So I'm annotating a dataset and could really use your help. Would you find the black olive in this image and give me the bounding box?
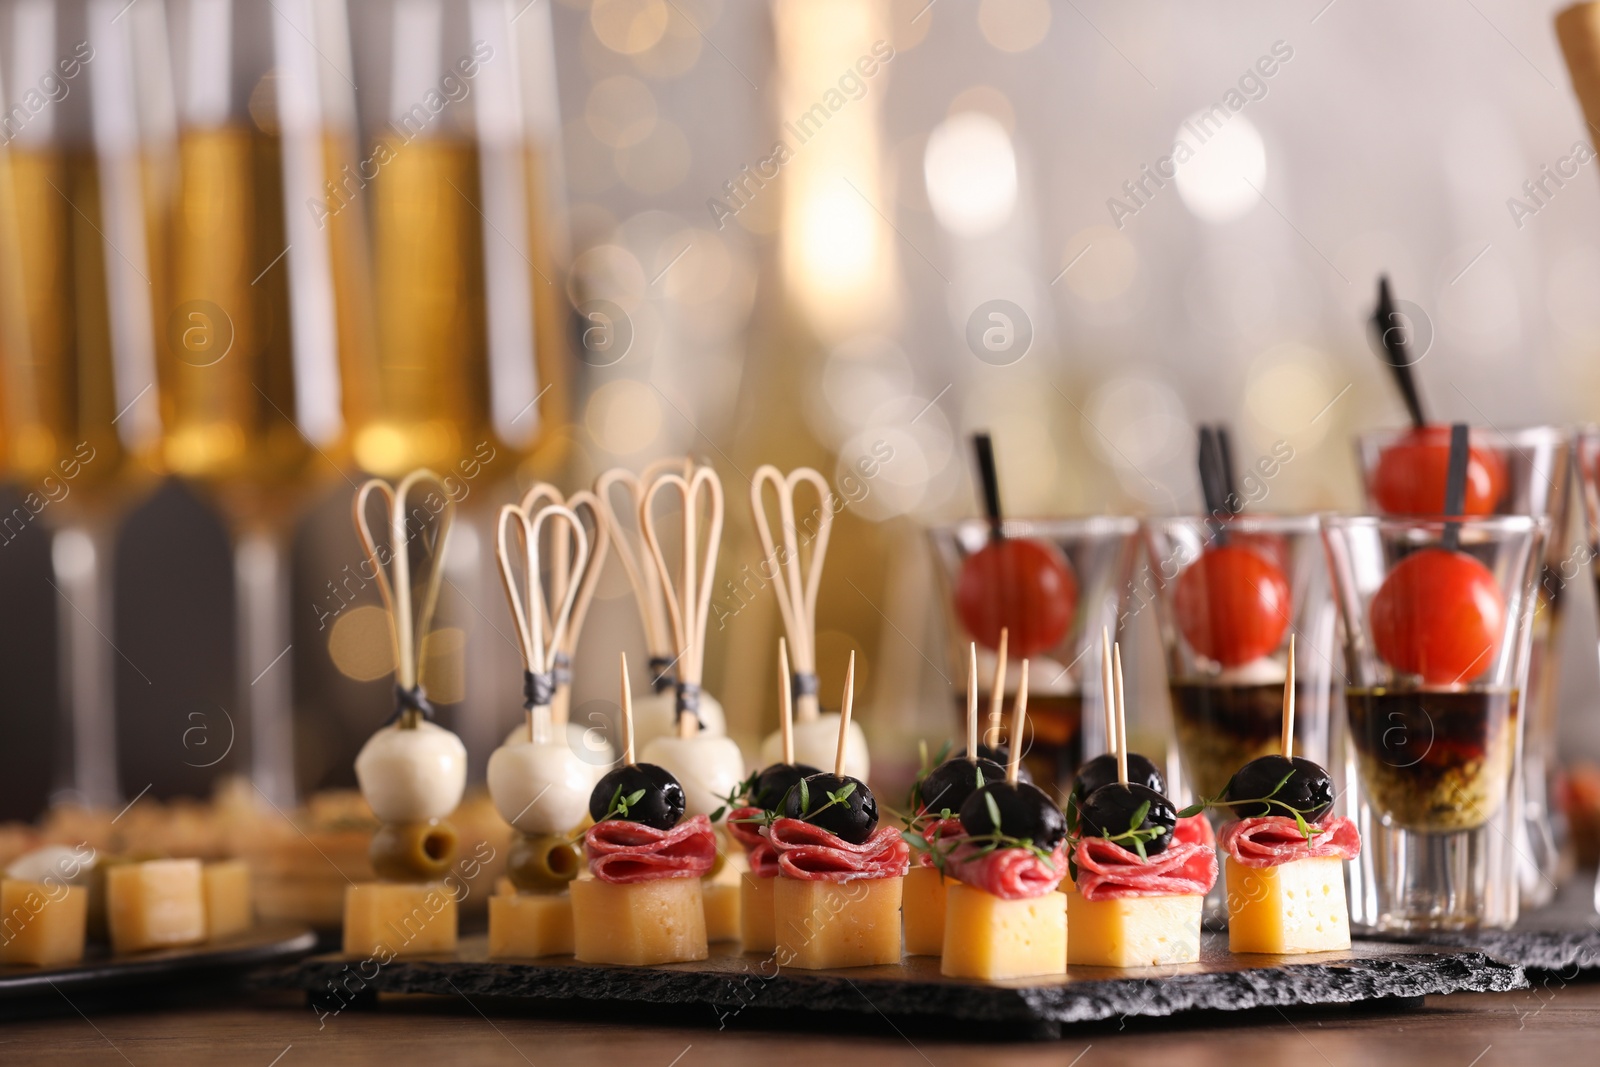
[957,781,1067,850]
[917,757,1006,815]
[589,763,686,831]
[780,772,878,844]
[749,762,822,812]
[1222,755,1334,822]
[953,745,1034,783]
[1078,782,1178,857]
[1070,752,1166,804]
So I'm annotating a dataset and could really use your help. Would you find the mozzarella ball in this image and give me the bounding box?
[631,688,727,753]
[486,740,594,834]
[760,714,871,782]
[503,720,617,786]
[355,721,467,823]
[640,734,747,819]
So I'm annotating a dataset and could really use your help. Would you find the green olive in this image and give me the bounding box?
[507,832,582,892]
[370,819,458,882]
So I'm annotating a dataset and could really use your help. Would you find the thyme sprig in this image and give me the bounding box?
[709,770,760,823]
[600,783,647,822]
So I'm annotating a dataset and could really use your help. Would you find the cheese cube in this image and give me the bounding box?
[940,884,1066,980]
[570,877,707,965]
[773,876,902,970]
[488,892,573,958]
[0,881,88,966]
[739,873,776,952]
[1225,856,1350,955]
[342,882,459,958]
[1064,888,1201,968]
[902,866,949,957]
[107,859,206,955]
[703,880,740,942]
[494,876,516,897]
[202,860,253,941]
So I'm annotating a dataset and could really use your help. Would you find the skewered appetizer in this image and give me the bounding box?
[751,466,870,780]
[1218,639,1360,954]
[597,462,728,751]
[1066,640,1217,968]
[570,656,717,965]
[769,654,909,969]
[345,473,467,958]
[485,503,596,959]
[938,661,1069,980]
[726,638,820,952]
[901,643,1017,956]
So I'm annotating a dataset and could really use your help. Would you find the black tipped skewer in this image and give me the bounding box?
[1442,422,1469,553]
[972,432,1004,543]
[1372,275,1428,430]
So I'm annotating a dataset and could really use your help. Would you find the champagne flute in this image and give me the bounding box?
[0,0,162,808]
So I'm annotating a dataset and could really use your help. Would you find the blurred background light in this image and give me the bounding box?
[924,111,1018,237]
[1174,112,1266,223]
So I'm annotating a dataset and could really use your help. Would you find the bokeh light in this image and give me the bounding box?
[1173,113,1266,223]
[924,111,1018,237]
[977,0,1051,53]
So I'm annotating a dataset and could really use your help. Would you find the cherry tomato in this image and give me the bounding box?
[1370,547,1506,685]
[1371,426,1505,516]
[1174,544,1291,668]
[955,538,1077,657]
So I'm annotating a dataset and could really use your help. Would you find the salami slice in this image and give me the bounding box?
[765,818,910,882]
[1174,812,1215,849]
[726,806,780,878]
[1219,815,1360,868]
[947,842,1067,900]
[1073,836,1217,902]
[584,813,717,884]
[909,815,965,869]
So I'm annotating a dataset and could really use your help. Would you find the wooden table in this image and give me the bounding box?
[3,981,1597,1066]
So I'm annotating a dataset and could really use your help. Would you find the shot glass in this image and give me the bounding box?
[1571,426,1600,915]
[1141,515,1338,806]
[927,517,1139,796]
[1355,426,1572,906]
[1322,515,1546,932]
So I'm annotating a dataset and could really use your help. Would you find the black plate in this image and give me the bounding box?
[1414,873,1600,973]
[0,922,317,1000]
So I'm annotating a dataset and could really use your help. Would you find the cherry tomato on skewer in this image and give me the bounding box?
[1370,547,1505,685]
[955,537,1077,657]
[1371,426,1505,516]
[1174,543,1291,668]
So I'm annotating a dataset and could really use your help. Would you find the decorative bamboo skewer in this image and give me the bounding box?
[620,651,635,766]
[1113,642,1129,786]
[642,465,725,739]
[985,627,1009,750]
[1007,660,1029,785]
[596,464,683,693]
[495,503,589,745]
[835,652,856,777]
[967,642,980,763]
[749,465,835,724]
[1281,634,1296,761]
[549,490,611,729]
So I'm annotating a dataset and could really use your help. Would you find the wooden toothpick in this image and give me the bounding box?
[778,637,795,766]
[1114,642,1128,785]
[1281,633,1296,761]
[835,651,856,777]
[986,627,1008,749]
[1007,660,1029,785]
[1101,626,1117,757]
[966,642,979,763]
[620,651,635,765]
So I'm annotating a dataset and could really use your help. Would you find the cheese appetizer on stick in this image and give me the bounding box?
[1218,636,1359,954]
[346,472,467,958]
[570,654,717,965]
[769,654,909,969]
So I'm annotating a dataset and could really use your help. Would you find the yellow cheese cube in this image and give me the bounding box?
[570,877,707,965]
[1065,888,1201,968]
[342,882,459,958]
[940,884,1066,980]
[773,876,902,970]
[0,881,88,966]
[494,876,516,897]
[739,873,776,953]
[202,860,253,941]
[488,892,573,958]
[703,880,740,942]
[1225,856,1350,955]
[107,859,206,955]
[902,866,949,957]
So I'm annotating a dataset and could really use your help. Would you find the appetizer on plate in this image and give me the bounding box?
[570,656,717,966]
[1218,639,1360,954]
[939,661,1069,980]
[1066,640,1217,968]
[345,473,467,959]
[769,654,909,969]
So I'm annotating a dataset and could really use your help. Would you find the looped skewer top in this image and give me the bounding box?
[641,465,724,738]
[354,471,457,729]
[518,485,611,728]
[496,502,589,745]
[749,465,834,724]
[596,461,688,685]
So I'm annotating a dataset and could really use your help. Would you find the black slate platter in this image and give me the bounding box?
[0,922,317,1000]
[259,935,1523,1038]
[1414,873,1600,973]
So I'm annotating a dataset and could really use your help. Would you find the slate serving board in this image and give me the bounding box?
[0,922,317,1000]
[259,935,1524,1038]
[1414,873,1600,972]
